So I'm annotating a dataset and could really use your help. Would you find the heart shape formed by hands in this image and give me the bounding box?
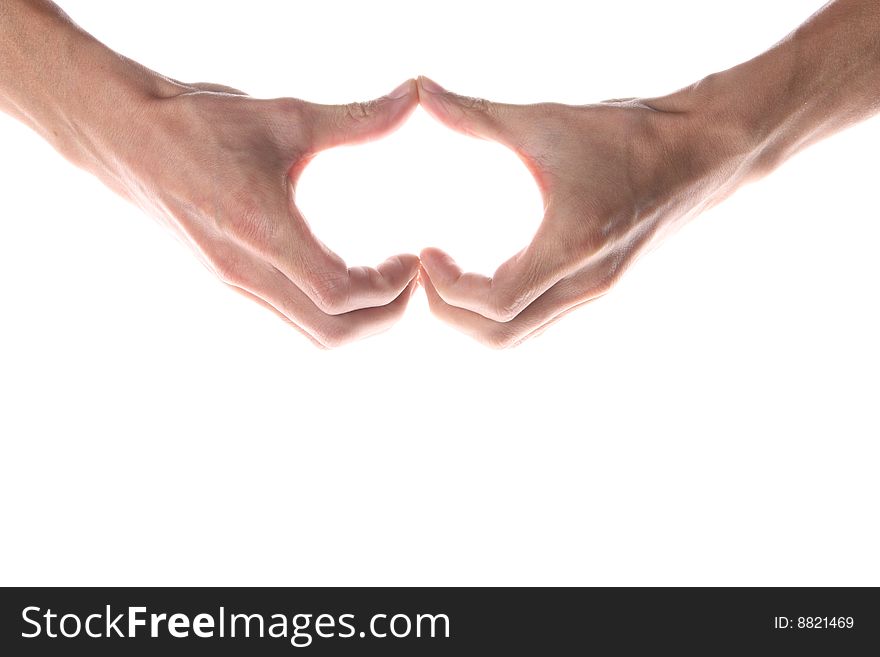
[3,0,867,351]
[137,76,743,348]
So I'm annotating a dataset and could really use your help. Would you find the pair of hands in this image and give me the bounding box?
[116,76,746,348]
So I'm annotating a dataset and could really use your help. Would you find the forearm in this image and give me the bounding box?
[710,0,880,176]
[0,1,175,169]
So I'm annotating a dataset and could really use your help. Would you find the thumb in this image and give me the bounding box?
[417,76,521,147]
[305,79,418,151]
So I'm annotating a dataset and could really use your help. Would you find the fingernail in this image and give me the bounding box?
[418,76,445,94]
[387,79,413,99]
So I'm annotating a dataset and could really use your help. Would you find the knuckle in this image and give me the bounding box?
[210,251,246,287]
[483,326,520,350]
[593,250,630,296]
[445,95,495,134]
[490,291,526,323]
[463,95,491,114]
[315,321,354,349]
[309,271,350,314]
[269,97,308,140]
[274,96,306,118]
[591,273,620,300]
[344,100,376,124]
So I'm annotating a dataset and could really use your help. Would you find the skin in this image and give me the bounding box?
[417,0,880,347]
[0,1,420,349]
[2,1,879,348]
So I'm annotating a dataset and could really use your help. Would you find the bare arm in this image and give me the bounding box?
[0,1,420,348]
[417,0,880,347]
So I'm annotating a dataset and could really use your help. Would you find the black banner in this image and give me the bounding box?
[1,587,876,655]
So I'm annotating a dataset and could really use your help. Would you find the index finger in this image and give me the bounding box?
[253,205,420,316]
[229,200,419,315]
[419,223,579,322]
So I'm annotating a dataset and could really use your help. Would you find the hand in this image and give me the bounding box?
[416,76,755,348]
[94,78,421,348]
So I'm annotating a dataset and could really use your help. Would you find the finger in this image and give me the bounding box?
[416,76,522,147]
[227,286,327,349]
[421,264,608,349]
[265,209,421,314]
[261,271,419,349]
[510,296,602,348]
[304,79,419,151]
[227,196,422,316]
[419,228,579,323]
[417,76,569,191]
[221,250,419,348]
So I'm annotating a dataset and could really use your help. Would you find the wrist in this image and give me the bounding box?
[648,49,824,194]
[691,66,791,182]
[701,40,814,181]
[0,3,180,171]
[44,34,180,171]
[685,0,880,182]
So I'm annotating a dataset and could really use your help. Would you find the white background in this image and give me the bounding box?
[1,0,877,586]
